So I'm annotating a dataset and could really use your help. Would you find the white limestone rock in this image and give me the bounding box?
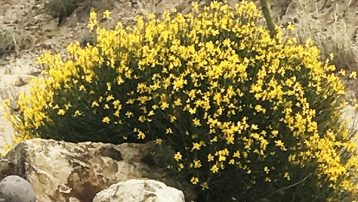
[93,179,185,202]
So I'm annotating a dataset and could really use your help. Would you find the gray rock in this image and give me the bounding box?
[0,175,36,202]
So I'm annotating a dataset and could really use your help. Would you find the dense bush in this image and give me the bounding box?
[5,1,358,201]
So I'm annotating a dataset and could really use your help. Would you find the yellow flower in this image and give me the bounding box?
[188,107,196,114]
[106,95,114,101]
[190,176,199,185]
[233,151,240,158]
[217,149,229,162]
[102,10,111,19]
[114,110,120,117]
[178,163,184,171]
[287,23,295,31]
[193,118,201,126]
[57,109,65,115]
[349,71,357,79]
[207,153,214,162]
[79,85,85,91]
[74,110,81,117]
[254,105,266,113]
[210,136,218,143]
[105,83,111,91]
[174,98,182,106]
[2,99,9,108]
[174,152,182,161]
[271,130,279,137]
[125,111,134,118]
[275,140,287,151]
[65,103,72,110]
[225,134,234,144]
[166,128,173,134]
[193,159,202,168]
[91,101,99,108]
[155,138,163,145]
[169,115,177,122]
[264,166,270,174]
[201,182,209,190]
[87,10,98,31]
[173,77,186,90]
[251,124,259,130]
[338,69,345,76]
[160,101,169,110]
[113,100,121,108]
[192,2,199,11]
[211,164,219,173]
[102,116,110,124]
[329,53,334,60]
[137,130,145,139]
[192,142,202,150]
[284,172,291,181]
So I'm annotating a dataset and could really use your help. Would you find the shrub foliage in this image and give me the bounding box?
[6,1,358,201]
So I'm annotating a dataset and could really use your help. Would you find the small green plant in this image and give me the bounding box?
[5,1,358,201]
[45,0,80,25]
[0,30,16,57]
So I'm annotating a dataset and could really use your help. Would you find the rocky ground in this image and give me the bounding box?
[1,138,191,201]
[0,0,358,153]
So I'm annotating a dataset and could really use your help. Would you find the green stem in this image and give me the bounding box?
[259,0,277,37]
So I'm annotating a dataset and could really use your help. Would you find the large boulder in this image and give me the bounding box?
[93,179,185,202]
[1,139,193,202]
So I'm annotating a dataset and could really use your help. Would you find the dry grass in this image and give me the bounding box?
[280,0,358,71]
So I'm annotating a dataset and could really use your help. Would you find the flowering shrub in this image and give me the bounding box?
[5,1,358,201]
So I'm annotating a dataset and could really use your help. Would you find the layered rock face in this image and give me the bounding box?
[1,139,191,202]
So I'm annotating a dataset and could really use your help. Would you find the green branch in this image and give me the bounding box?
[259,0,277,37]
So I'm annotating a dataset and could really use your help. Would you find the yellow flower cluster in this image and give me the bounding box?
[4,1,357,200]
